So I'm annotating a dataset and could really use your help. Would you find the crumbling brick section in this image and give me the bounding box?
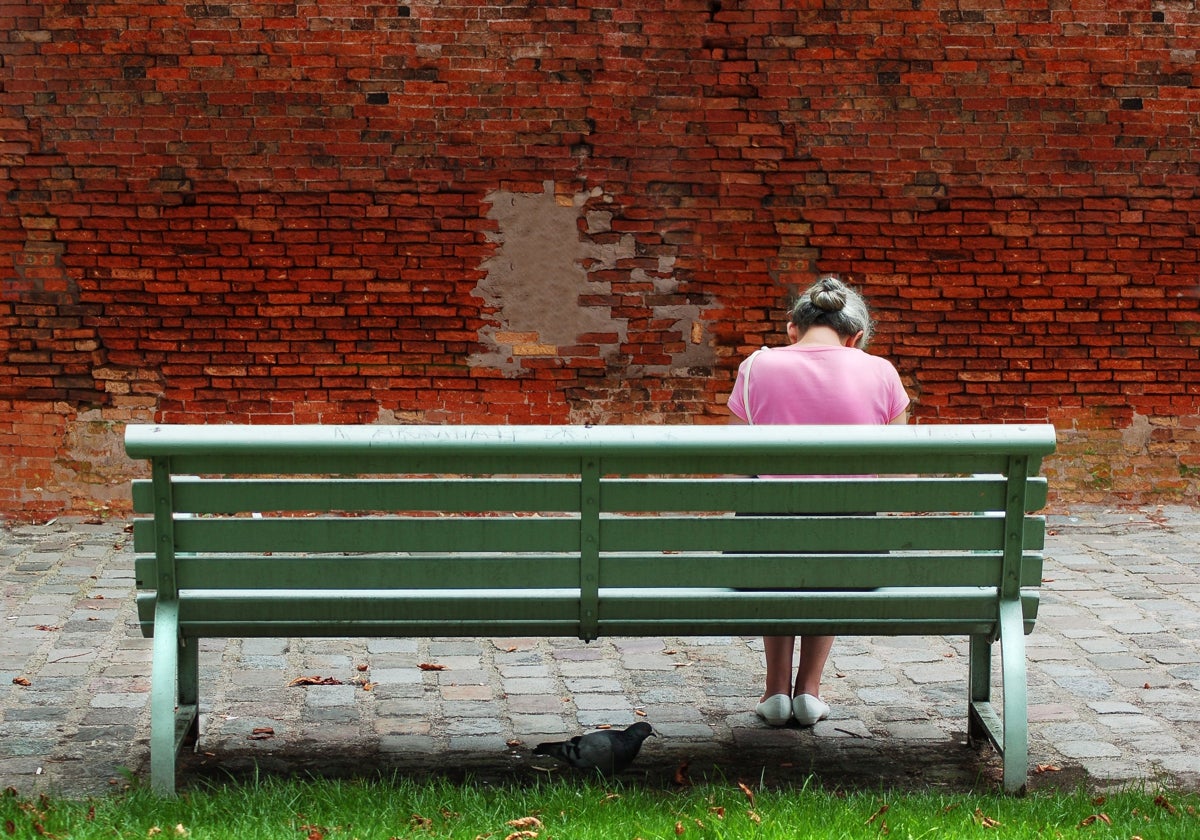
[1,0,1198,518]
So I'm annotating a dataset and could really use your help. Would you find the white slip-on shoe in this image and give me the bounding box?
[755,693,793,727]
[792,694,830,726]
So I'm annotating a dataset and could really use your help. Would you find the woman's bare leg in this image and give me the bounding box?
[762,635,796,700]
[794,634,835,697]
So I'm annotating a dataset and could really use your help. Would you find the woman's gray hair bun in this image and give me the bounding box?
[789,275,874,348]
[810,277,848,313]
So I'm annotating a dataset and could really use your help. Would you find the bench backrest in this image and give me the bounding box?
[128,423,1056,641]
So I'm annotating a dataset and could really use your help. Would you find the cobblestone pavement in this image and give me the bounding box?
[2,506,1198,798]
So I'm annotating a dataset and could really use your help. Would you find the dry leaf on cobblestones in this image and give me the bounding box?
[12,677,31,687]
[248,728,274,740]
[418,663,446,671]
[1034,764,1061,773]
[34,625,59,632]
[287,676,343,686]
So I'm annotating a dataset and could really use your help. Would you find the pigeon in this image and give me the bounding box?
[532,722,656,774]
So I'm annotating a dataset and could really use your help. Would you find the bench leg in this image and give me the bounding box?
[150,601,198,796]
[967,602,1029,794]
[997,598,1029,794]
[967,632,993,747]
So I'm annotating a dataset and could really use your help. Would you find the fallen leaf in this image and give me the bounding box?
[356,664,368,672]
[673,760,691,787]
[418,663,446,671]
[410,814,433,829]
[504,833,537,840]
[664,649,677,655]
[1079,814,1112,827]
[1034,764,1061,773]
[13,677,31,687]
[737,781,755,807]
[34,625,60,632]
[674,822,684,836]
[1154,795,1178,815]
[596,724,612,729]
[708,807,725,819]
[747,811,761,824]
[148,829,162,838]
[174,825,188,837]
[288,676,343,686]
[507,817,542,829]
[865,804,889,824]
[635,709,647,716]
[973,808,1001,828]
[248,727,274,741]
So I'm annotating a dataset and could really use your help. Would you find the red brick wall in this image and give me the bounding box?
[2,1,1198,518]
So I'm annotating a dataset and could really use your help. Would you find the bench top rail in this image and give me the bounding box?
[125,423,1056,477]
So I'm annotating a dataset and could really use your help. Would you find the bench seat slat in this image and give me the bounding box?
[600,514,1045,553]
[138,554,584,590]
[134,476,1049,517]
[602,477,1048,514]
[137,587,1037,638]
[600,552,1045,589]
[135,516,583,554]
[136,551,1044,591]
[133,477,583,515]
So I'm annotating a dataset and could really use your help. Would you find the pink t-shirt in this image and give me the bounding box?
[727,344,908,425]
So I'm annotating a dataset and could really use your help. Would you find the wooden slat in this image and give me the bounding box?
[600,476,1047,514]
[152,477,582,514]
[599,551,1045,589]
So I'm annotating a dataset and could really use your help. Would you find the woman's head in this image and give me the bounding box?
[789,275,874,348]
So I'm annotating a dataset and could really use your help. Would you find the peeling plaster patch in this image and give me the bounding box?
[470,181,715,374]
[1121,412,1152,452]
[470,182,625,372]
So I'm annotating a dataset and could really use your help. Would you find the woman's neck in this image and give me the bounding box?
[795,325,848,346]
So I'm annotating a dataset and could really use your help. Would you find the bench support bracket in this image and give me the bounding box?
[967,598,1028,794]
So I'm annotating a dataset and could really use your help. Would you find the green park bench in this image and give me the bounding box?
[125,422,1056,795]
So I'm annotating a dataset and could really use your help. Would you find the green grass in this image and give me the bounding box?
[3,776,1198,840]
